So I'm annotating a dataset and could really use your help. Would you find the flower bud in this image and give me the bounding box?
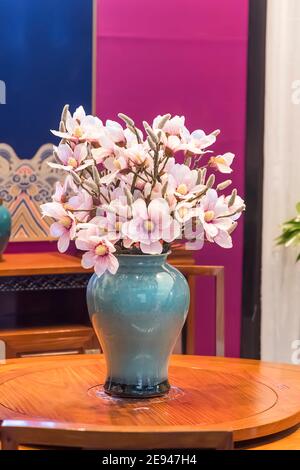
[118,113,135,127]
[206,174,215,189]
[217,179,232,191]
[60,104,69,124]
[228,188,237,207]
[158,114,171,129]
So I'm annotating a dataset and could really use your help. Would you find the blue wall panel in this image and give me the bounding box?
[0,0,93,158]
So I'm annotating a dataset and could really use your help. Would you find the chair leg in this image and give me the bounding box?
[186,275,196,354]
[1,433,18,450]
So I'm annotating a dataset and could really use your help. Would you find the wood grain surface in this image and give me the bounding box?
[0,248,196,277]
[0,354,300,443]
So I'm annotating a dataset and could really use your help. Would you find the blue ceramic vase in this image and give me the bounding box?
[87,253,190,398]
[0,199,11,260]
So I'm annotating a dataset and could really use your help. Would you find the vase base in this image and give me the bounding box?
[103,379,170,398]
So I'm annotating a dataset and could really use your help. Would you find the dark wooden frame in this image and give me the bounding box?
[241,0,267,359]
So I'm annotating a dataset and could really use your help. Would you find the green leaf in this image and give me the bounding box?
[296,202,300,214]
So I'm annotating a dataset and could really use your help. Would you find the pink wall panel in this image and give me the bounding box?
[95,0,249,356]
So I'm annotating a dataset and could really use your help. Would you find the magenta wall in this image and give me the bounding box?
[96,0,249,356]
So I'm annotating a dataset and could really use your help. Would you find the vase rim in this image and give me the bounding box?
[115,251,171,259]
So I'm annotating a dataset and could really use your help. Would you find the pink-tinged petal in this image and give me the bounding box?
[82,251,97,269]
[50,130,72,139]
[224,152,235,165]
[204,222,218,238]
[50,222,65,238]
[94,256,109,277]
[92,147,112,163]
[58,232,70,253]
[76,239,95,251]
[73,143,87,163]
[48,162,72,171]
[148,198,170,224]
[41,202,67,219]
[162,220,181,242]
[140,241,163,254]
[214,230,233,248]
[52,182,64,202]
[132,199,148,220]
[206,189,218,206]
[216,164,232,174]
[122,219,142,241]
[107,254,119,274]
[66,115,77,134]
[73,105,86,121]
[57,144,72,164]
[191,129,205,140]
[76,160,94,172]
[213,217,233,231]
[214,199,228,217]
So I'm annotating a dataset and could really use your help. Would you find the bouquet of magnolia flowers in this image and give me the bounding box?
[41,106,245,277]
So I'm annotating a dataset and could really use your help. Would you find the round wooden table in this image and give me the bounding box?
[0,354,300,449]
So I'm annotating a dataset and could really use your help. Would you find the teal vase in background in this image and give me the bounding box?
[87,254,190,398]
[0,199,11,260]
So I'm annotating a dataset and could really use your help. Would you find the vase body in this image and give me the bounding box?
[0,201,11,259]
[87,254,190,398]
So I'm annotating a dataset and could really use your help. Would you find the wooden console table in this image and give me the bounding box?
[1,354,300,449]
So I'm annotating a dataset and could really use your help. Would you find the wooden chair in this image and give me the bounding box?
[0,420,233,450]
[0,325,99,359]
[176,266,224,356]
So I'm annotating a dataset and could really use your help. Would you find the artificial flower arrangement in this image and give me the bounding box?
[41,106,245,276]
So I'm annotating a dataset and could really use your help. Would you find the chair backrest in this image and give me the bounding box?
[1,420,233,450]
[175,265,224,356]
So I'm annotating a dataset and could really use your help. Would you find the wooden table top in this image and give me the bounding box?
[0,248,196,277]
[0,252,86,276]
[1,354,300,448]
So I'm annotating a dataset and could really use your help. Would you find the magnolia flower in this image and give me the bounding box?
[180,129,218,154]
[122,198,180,254]
[51,106,103,141]
[168,163,202,198]
[153,115,186,136]
[125,144,153,169]
[210,152,234,174]
[104,151,129,172]
[198,189,234,248]
[174,201,196,223]
[41,202,76,252]
[76,232,119,277]
[163,135,182,155]
[49,143,93,172]
[63,188,93,222]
